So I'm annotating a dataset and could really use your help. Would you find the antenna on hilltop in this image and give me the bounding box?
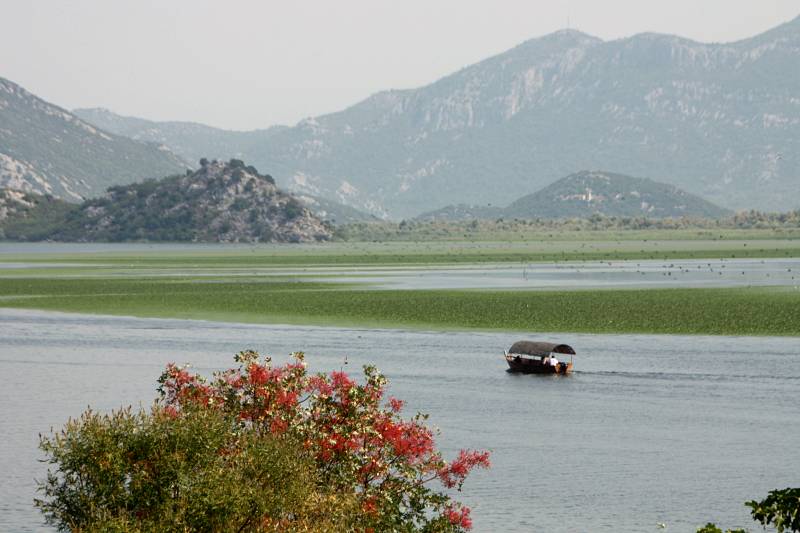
[566,1,571,30]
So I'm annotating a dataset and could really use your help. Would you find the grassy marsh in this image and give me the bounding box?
[2,238,797,335]
[2,237,799,272]
[1,277,798,336]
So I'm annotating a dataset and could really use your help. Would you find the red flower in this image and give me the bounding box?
[362,496,379,515]
[276,389,298,408]
[248,363,269,386]
[388,397,404,413]
[444,504,473,530]
[307,375,334,397]
[375,417,435,462]
[331,370,354,393]
[269,417,288,434]
[438,450,491,489]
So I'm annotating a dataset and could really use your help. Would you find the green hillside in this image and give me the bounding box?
[418,171,730,220]
[505,171,731,218]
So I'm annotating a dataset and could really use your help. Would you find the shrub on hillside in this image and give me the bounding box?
[283,198,303,219]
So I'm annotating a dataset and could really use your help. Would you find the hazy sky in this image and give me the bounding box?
[2,0,798,130]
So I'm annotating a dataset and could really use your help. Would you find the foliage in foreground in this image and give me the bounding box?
[745,489,800,532]
[698,487,800,533]
[36,351,490,532]
[37,407,356,532]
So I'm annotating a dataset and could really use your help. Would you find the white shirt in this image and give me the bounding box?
[549,357,559,366]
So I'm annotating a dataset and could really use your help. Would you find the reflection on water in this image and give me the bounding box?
[1,309,798,532]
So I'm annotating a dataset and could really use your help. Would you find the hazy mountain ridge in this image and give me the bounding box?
[0,77,188,201]
[271,19,800,218]
[258,17,800,216]
[73,107,287,166]
[417,170,730,220]
[294,194,378,224]
[0,160,332,242]
[76,17,800,217]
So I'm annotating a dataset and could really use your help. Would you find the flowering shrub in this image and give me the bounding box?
[37,351,490,532]
[158,350,490,531]
[36,406,359,532]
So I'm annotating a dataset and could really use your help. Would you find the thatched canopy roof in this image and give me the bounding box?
[508,341,576,356]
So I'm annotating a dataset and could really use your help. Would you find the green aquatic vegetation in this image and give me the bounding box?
[2,241,797,335]
[2,238,799,271]
[0,277,797,336]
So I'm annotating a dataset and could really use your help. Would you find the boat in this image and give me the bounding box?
[504,341,575,374]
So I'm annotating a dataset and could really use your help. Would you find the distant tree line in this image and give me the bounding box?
[334,210,800,241]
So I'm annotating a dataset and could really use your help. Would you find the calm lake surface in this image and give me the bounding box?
[1,309,797,532]
[304,258,800,290]
[2,243,799,292]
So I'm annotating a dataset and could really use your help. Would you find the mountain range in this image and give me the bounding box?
[4,16,799,219]
[73,16,800,218]
[417,170,730,220]
[0,77,187,201]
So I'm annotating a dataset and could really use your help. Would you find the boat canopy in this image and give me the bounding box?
[508,341,576,356]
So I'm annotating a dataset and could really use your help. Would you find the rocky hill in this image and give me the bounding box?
[418,171,730,220]
[2,160,332,242]
[0,77,188,201]
[70,108,378,224]
[76,16,800,218]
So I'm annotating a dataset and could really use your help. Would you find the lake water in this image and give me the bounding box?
[1,309,797,532]
[2,257,799,292]
[302,258,800,290]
